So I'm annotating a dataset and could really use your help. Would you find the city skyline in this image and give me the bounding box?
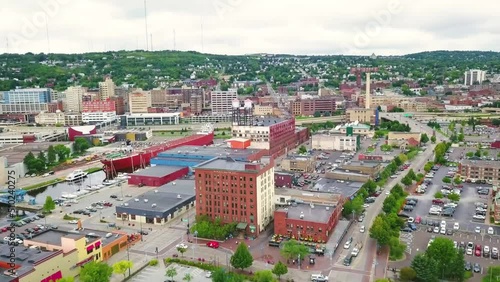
[1,0,499,55]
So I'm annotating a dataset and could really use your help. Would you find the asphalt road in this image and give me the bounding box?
[329,113,448,280]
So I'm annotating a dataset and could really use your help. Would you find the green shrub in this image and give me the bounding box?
[63,214,78,220]
[149,259,158,266]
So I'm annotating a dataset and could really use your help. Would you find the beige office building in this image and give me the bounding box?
[254,105,273,116]
[129,89,151,114]
[98,77,116,100]
[65,86,85,113]
[211,89,237,115]
[346,108,377,125]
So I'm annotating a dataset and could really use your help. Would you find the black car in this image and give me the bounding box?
[73,210,84,214]
[398,213,410,218]
[447,229,453,235]
[403,205,414,212]
[492,251,498,259]
[82,211,91,216]
[478,189,489,195]
[464,262,472,271]
[110,195,118,199]
[473,263,481,273]
[36,214,45,218]
[401,227,413,233]
[139,230,148,235]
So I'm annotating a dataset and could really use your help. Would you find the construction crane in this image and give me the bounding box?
[350,66,379,88]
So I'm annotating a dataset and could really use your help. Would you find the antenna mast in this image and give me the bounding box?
[173,29,176,50]
[144,0,149,51]
[201,17,204,53]
[45,14,51,53]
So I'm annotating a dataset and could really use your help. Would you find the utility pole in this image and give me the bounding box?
[126,242,131,276]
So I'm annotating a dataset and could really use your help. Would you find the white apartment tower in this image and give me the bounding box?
[98,77,116,100]
[464,70,486,86]
[129,89,152,114]
[65,86,85,113]
[211,89,238,115]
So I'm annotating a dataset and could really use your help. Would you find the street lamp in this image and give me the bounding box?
[126,241,131,277]
[140,214,144,241]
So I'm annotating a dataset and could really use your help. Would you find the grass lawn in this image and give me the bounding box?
[22,178,64,191]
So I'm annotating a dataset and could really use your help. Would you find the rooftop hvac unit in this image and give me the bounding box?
[326,207,330,210]
[154,190,158,193]
[172,182,176,185]
[152,204,157,208]
[144,199,148,203]
[177,195,181,199]
[299,211,304,219]
[135,199,139,202]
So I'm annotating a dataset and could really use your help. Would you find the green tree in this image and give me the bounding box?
[411,254,439,282]
[37,151,47,165]
[424,162,434,172]
[47,145,57,164]
[393,156,402,166]
[23,151,35,166]
[465,151,474,158]
[177,246,187,257]
[434,191,443,199]
[369,215,392,246]
[79,261,113,282]
[183,273,193,282]
[230,242,253,270]
[280,240,309,261]
[484,266,500,282]
[43,196,56,213]
[399,267,416,281]
[54,144,71,161]
[166,267,178,281]
[112,260,133,278]
[313,111,321,117]
[57,278,75,282]
[442,177,451,183]
[253,270,275,282]
[271,261,288,280]
[74,137,91,154]
[420,133,429,144]
[382,194,397,214]
[298,145,307,154]
[426,237,463,280]
[389,237,406,260]
[401,176,413,186]
[407,169,416,180]
[474,149,481,158]
[447,193,460,202]
[398,153,408,164]
[430,135,436,143]
[453,177,462,185]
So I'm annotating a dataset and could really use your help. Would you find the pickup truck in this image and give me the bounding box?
[351,242,363,257]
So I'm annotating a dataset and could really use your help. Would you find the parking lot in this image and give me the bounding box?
[131,263,211,282]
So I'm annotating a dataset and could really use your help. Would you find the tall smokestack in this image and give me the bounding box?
[365,73,371,109]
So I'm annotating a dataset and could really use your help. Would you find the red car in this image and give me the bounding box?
[104,202,113,207]
[432,199,444,205]
[1,227,8,233]
[475,245,482,257]
[206,241,219,249]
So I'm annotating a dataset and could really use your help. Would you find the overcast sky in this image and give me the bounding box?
[1,0,499,56]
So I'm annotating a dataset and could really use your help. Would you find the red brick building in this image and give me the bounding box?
[109,96,125,115]
[194,157,275,236]
[290,97,338,116]
[274,197,344,242]
[82,100,116,113]
[274,172,293,188]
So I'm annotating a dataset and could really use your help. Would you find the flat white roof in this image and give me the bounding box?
[126,113,181,118]
[226,138,250,143]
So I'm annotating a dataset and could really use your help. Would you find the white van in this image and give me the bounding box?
[106,233,113,238]
[311,274,329,281]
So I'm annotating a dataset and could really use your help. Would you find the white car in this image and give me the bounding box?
[488,227,494,235]
[433,227,440,233]
[344,241,351,249]
[408,217,415,223]
[360,226,365,233]
[473,215,486,220]
[440,220,447,228]
[453,222,460,230]
[205,271,212,278]
[69,220,78,224]
[362,204,370,209]
[385,191,390,195]
[440,228,446,235]
[475,226,481,233]
[176,243,188,249]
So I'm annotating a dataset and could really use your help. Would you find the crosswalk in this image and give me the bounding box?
[131,229,184,254]
[129,266,165,282]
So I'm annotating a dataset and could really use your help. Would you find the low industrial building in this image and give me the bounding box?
[275,172,294,188]
[225,138,252,149]
[387,132,421,147]
[329,123,374,137]
[326,169,371,183]
[119,112,181,127]
[311,178,365,199]
[458,160,500,184]
[280,155,315,173]
[274,193,344,242]
[341,161,383,178]
[311,133,360,151]
[116,179,196,225]
[128,165,189,187]
[345,108,379,126]
[151,145,265,168]
[5,227,130,282]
